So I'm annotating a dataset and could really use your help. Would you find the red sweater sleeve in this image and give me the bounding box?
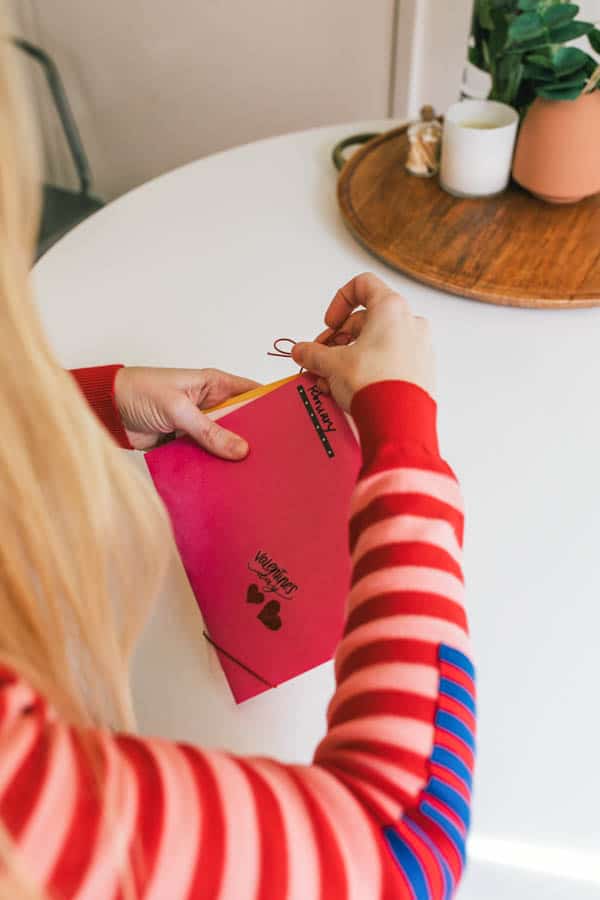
[69,365,132,449]
[0,380,474,899]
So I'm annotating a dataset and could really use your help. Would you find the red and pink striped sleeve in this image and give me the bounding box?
[0,380,474,899]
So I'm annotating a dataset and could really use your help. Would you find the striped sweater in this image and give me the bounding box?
[0,366,475,899]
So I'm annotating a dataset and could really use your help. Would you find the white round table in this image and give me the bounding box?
[34,120,600,899]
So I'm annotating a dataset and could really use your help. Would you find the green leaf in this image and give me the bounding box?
[478,0,495,30]
[517,0,538,9]
[509,11,547,43]
[589,28,600,54]
[543,3,579,28]
[537,82,585,99]
[547,72,590,87]
[526,52,554,68]
[515,77,538,113]
[548,20,594,43]
[523,62,557,80]
[483,39,492,70]
[552,46,592,75]
[468,45,485,68]
[491,53,525,104]
[506,35,552,52]
[488,10,510,57]
[505,59,525,103]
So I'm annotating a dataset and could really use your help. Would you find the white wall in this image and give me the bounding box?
[13,0,398,200]
[12,0,481,201]
[581,0,600,19]
[392,0,473,118]
[11,0,600,202]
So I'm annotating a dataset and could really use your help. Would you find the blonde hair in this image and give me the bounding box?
[0,12,170,732]
[0,11,171,892]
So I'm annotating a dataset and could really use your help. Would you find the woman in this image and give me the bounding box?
[0,18,474,900]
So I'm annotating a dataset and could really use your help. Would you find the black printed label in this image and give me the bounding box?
[297,385,335,458]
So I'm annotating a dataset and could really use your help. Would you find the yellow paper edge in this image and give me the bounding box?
[203,373,299,415]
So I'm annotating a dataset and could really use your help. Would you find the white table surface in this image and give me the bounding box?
[34,120,600,898]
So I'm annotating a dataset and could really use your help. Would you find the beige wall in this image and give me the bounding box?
[14,0,397,200]
[12,0,599,202]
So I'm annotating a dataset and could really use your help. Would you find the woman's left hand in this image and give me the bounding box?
[114,367,260,458]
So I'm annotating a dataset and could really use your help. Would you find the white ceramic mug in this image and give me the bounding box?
[440,99,519,198]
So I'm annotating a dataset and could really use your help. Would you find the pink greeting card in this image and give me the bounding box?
[145,374,361,702]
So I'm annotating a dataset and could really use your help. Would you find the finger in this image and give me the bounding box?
[324,272,396,330]
[332,333,353,346]
[171,397,248,460]
[313,316,363,345]
[336,309,366,340]
[314,326,335,344]
[199,369,261,407]
[291,341,338,377]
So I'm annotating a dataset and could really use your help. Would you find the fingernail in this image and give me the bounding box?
[333,332,351,345]
[232,437,248,458]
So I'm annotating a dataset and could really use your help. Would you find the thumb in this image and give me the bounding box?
[292,341,337,377]
[171,398,248,461]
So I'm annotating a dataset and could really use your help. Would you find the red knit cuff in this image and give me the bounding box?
[70,365,132,450]
[350,380,440,469]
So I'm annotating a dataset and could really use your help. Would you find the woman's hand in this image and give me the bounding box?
[292,272,435,411]
[114,367,260,458]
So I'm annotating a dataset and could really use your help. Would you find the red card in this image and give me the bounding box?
[146,374,360,702]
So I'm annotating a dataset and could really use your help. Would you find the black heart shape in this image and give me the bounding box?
[258,599,282,631]
[247,584,264,605]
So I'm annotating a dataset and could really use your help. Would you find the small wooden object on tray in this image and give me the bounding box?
[334,125,600,309]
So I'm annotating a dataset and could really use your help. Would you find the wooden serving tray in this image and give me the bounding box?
[335,126,600,309]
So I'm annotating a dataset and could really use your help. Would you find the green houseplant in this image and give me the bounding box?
[470,1,600,112]
[469,1,600,202]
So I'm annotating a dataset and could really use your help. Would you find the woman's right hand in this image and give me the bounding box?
[292,272,435,411]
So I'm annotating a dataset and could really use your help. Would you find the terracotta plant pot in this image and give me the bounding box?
[512,91,600,204]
